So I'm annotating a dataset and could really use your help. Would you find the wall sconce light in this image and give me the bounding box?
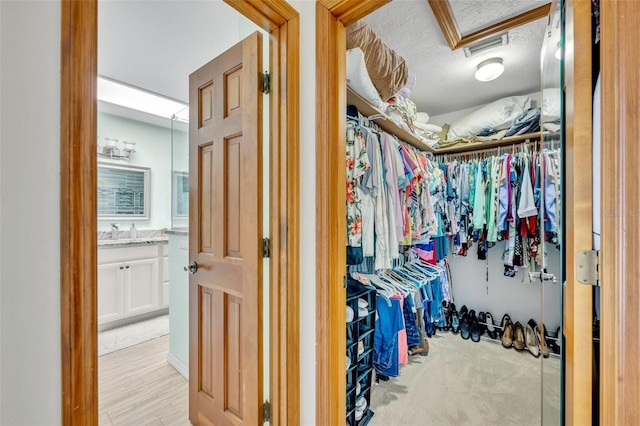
[475,57,505,82]
[98,137,136,161]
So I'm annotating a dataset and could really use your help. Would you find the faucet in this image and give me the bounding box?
[111,223,119,240]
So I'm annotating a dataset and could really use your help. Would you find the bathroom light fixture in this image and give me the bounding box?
[98,137,136,161]
[475,57,505,82]
[98,76,188,120]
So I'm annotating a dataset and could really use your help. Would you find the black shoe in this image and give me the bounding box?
[477,312,487,337]
[499,313,512,339]
[470,312,482,342]
[450,304,460,334]
[460,312,471,340]
[485,312,498,339]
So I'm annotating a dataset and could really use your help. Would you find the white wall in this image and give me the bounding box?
[291,1,316,424]
[448,245,562,331]
[97,111,177,231]
[0,1,62,424]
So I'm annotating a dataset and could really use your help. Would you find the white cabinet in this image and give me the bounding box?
[98,243,167,327]
[97,262,125,324]
[124,258,159,315]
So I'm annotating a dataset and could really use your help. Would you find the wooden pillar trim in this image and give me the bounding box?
[563,0,593,423]
[600,0,640,423]
[315,4,347,425]
[60,0,98,423]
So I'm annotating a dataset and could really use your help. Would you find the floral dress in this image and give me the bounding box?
[346,128,371,247]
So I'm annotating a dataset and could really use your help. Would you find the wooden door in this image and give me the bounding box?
[188,32,263,426]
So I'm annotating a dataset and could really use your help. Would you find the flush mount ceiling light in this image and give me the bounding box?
[97,76,188,120]
[475,57,505,82]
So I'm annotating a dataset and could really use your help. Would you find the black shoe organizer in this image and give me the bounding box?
[346,278,376,426]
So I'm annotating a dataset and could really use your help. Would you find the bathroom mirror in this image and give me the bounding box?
[540,0,563,424]
[97,163,150,219]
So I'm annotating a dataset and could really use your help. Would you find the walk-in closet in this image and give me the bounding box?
[341,1,576,424]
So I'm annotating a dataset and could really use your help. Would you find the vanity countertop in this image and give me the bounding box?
[98,236,168,248]
[165,229,189,236]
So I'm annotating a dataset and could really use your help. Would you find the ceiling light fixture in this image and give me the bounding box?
[475,57,505,82]
[97,76,188,120]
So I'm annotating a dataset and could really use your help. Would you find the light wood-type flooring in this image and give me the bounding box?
[99,335,190,426]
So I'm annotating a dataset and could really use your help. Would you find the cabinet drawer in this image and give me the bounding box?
[98,245,159,263]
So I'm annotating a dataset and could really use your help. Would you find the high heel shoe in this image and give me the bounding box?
[525,320,540,357]
[512,321,526,351]
[531,321,550,358]
[485,312,498,339]
[499,313,512,339]
[501,319,514,348]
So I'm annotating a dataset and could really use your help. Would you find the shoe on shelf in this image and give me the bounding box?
[499,313,512,339]
[485,312,498,339]
[477,312,487,337]
[512,321,526,351]
[545,325,561,355]
[501,319,514,348]
[533,321,550,358]
[459,305,469,318]
[470,312,482,342]
[460,312,471,340]
[450,304,460,334]
[525,320,541,357]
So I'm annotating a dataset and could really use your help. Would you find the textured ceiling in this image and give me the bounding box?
[450,0,549,34]
[363,0,548,116]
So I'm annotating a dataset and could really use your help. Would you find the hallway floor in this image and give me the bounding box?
[369,332,561,426]
[99,335,189,426]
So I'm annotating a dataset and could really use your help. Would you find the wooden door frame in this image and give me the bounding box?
[314,0,628,423]
[60,0,300,424]
[600,0,640,423]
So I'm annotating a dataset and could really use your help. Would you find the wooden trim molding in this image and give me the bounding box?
[600,0,640,423]
[563,0,593,423]
[563,0,593,425]
[428,0,551,50]
[315,1,388,424]
[315,5,346,425]
[267,13,301,426]
[61,1,299,424]
[60,0,98,424]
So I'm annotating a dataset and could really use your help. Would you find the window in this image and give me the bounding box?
[98,163,150,219]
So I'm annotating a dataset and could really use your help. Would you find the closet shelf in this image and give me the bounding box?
[347,87,435,152]
[347,86,559,155]
[434,131,557,154]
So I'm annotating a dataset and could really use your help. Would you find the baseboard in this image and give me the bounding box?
[167,352,189,380]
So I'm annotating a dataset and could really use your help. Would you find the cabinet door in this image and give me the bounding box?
[124,258,159,315]
[98,262,124,324]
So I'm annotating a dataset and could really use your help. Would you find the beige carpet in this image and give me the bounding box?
[369,332,561,426]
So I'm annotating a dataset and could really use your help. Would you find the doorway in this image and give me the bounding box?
[60,0,300,424]
[314,0,593,424]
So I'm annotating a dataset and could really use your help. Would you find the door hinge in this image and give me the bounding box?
[260,71,272,94]
[576,250,600,286]
[263,400,271,423]
[262,237,271,258]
